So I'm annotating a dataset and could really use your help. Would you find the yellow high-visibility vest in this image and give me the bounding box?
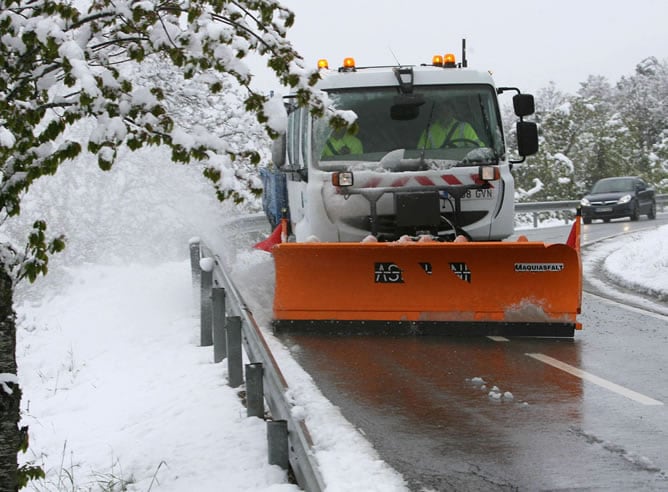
[418,118,482,149]
[322,134,363,156]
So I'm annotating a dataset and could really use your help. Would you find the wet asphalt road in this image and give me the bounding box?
[279,216,668,491]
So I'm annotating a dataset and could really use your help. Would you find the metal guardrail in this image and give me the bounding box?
[660,194,668,208]
[515,200,580,213]
[514,200,579,228]
[515,194,667,227]
[190,220,325,492]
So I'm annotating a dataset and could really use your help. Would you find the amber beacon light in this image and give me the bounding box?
[443,53,456,67]
[342,57,356,69]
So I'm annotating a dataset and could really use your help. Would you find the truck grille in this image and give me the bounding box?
[590,200,617,206]
[341,211,489,239]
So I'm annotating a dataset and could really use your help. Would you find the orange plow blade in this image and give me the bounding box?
[272,239,582,337]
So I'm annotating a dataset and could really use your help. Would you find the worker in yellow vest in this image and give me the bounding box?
[418,102,483,149]
[322,128,363,157]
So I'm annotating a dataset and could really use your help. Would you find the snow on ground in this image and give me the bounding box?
[604,226,668,300]
[582,223,668,316]
[18,263,292,492]
[15,219,667,491]
[16,253,407,492]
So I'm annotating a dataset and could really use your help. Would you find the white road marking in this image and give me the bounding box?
[488,336,509,342]
[526,353,664,406]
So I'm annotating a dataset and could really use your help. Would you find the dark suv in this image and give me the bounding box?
[580,176,656,224]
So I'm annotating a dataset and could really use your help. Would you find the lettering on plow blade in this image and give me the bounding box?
[373,261,472,283]
[374,262,404,283]
[514,263,565,272]
[450,262,472,282]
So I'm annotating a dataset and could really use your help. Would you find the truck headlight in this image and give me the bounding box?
[478,166,499,181]
[332,171,354,187]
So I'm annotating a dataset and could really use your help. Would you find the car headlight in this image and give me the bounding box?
[580,198,590,206]
[618,194,632,204]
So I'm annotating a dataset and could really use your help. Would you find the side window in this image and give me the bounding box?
[286,107,308,171]
[299,107,309,168]
[286,110,298,169]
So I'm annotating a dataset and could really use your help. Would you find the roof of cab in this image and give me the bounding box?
[315,65,496,91]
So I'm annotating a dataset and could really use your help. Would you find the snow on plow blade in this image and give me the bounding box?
[272,240,582,337]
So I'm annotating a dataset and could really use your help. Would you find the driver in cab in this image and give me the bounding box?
[417,101,483,149]
[322,127,363,157]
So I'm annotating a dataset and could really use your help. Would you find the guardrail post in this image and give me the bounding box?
[245,363,264,418]
[189,238,201,287]
[226,316,243,388]
[212,287,227,363]
[191,228,325,491]
[200,260,213,347]
[267,419,289,469]
[532,212,538,228]
[189,239,201,307]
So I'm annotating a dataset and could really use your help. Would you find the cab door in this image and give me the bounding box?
[635,178,653,213]
[284,107,309,233]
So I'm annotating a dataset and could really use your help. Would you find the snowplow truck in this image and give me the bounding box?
[261,49,582,337]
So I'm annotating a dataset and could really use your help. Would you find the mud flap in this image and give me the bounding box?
[272,240,582,337]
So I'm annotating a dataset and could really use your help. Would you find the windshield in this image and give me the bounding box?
[591,178,635,193]
[313,84,505,171]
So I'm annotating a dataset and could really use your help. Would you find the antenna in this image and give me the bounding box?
[388,46,401,66]
[461,39,468,68]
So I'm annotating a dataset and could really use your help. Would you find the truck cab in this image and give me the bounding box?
[266,53,537,243]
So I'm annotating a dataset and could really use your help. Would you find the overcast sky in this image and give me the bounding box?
[252,0,668,96]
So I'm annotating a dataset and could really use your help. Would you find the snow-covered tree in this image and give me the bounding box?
[617,58,668,149]
[616,57,668,190]
[568,76,630,191]
[0,0,345,487]
[516,63,668,202]
[514,83,576,201]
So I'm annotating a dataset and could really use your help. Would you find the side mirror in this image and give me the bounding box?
[513,94,535,117]
[516,121,538,156]
[390,94,425,121]
[271,134,286,168]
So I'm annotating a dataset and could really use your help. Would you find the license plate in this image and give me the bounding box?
[596,206,613,212]
[440,189,494,203]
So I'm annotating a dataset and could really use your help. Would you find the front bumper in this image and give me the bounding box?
[582,202,633,220]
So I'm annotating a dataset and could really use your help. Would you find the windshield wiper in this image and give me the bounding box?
[379,149,429,172]
[459,147,499,166]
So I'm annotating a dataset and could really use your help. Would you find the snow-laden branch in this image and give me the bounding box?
[0,372,18,395]
[0,0,351,281]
